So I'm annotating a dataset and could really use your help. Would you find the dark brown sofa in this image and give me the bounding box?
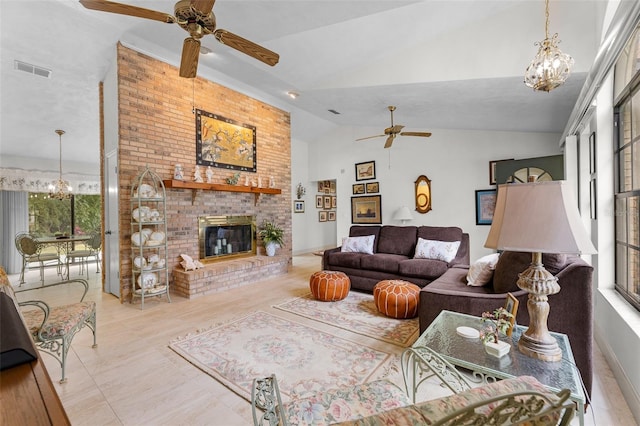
[419,251,594,398]
[322,225,469,292]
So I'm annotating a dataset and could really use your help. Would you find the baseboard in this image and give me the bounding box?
[594,327,640,423]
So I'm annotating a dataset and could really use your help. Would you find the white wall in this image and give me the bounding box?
[297,125,561,260]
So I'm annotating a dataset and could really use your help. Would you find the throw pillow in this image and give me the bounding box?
[414,238,461,263]
[466,253,500,286]
[341,235,375,254]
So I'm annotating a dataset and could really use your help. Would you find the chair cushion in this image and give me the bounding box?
[281,379,411,425]
[417,226,463,242]
[398,258,448,280]
[22,301,95,340]
[327,252,365,269]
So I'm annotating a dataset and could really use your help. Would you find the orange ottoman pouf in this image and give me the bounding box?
[310,270,351,301]
[374,280,421,319]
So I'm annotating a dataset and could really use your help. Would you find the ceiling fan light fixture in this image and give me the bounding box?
[524,0,573,92]
[199,45,213,55]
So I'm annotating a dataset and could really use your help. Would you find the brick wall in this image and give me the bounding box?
[116,44,291,302]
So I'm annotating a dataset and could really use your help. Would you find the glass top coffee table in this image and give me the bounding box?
[407,310,585,425]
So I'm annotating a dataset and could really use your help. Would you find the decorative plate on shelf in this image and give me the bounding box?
[137,272,157,289]
[131,232,147,247]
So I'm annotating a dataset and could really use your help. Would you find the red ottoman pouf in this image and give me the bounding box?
[374,280,420,319]
[310,270,350,301]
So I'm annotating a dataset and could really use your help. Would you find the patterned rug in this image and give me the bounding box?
[273,292,419,347]
[168,311,397,403]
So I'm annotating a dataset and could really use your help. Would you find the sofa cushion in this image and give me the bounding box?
[414,238,461,263]
[349,226,381,252]
[377,226,417,256]
[417,226,463,242]
[361,253,407,274]
[341,235,375,254]
[493,251,568,294]
[466,253,500,286]
[398,258,449,280]
[327,252,365,269]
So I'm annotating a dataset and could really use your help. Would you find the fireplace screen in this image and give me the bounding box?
[199,215,256,261]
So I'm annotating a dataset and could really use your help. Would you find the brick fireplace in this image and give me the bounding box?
[113,44,291,301]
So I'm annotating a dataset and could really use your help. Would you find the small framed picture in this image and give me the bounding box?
[331,196,337,208]
[317,181,324,192]
[504,293,519,337]
[319,211,328,222]
[316,195,323,208]
[323,180,331,193]
[328,211,336,221]
[355,160,376,181]
[365,182,379,193]
[589,132,596,174]
[330,181,336,194]
[323,195,332,209]
[352,183,365,195]
[293,200,305,213]
[475,189,497,225]
[489,159,513,185]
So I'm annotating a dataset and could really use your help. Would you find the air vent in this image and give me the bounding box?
[328,109,341,115]
[14,60,52,78]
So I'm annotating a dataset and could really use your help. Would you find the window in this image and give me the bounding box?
[614,84,640,311]
[28,193,100,240]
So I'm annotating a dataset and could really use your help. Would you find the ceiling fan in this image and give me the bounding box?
[79,0,279,78]
[356,106,432,148]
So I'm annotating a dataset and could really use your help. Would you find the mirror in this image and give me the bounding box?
[414,175,432,214]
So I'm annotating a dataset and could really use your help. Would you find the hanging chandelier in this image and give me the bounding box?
[524,0,574,92]
[49,129,72,200]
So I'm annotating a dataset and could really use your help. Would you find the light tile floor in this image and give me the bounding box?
[8,255,638,425]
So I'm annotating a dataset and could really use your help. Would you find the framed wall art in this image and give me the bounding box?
[319,211,328,222]
[323,195,332,209]
[351,195,382,224]
[293,200,305,213]
[195,109,257,172]
[475,189,497,225]
[355,161,376,181]
[352,183,365,195]
[328,211,336,221]
[331,196,337,208]
[316,195,323,208]
[489,159,513,185]
[365,182,379,193]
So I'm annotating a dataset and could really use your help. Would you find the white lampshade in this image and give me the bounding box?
[394,206,414,223]
[485,181,596,254]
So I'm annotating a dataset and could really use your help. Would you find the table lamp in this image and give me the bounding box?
[394,206,414,224]
[484,180,596,361]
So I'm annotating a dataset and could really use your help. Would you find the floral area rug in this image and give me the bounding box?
[273,292,419,347]
[168,311,397,403]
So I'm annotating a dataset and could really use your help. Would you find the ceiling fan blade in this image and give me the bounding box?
[400,131,432,137]
[190,0,215,16]
[214,29,279,66]
[79,0,175,23]
[384,134,396,149]
[355,134,385,141]
[180,38,201,78]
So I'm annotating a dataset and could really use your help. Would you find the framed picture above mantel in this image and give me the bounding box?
[195,109,257,172]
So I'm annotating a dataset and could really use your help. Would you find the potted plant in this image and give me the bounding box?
[258,220,284,256]
[479,307,514,358]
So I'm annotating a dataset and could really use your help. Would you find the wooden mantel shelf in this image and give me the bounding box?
[162,179,282,205]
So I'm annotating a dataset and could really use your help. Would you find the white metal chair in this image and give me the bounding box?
[65,233,101,279]
[15,232,62,285]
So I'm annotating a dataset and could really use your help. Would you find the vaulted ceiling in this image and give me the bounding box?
[0,1,606,169]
